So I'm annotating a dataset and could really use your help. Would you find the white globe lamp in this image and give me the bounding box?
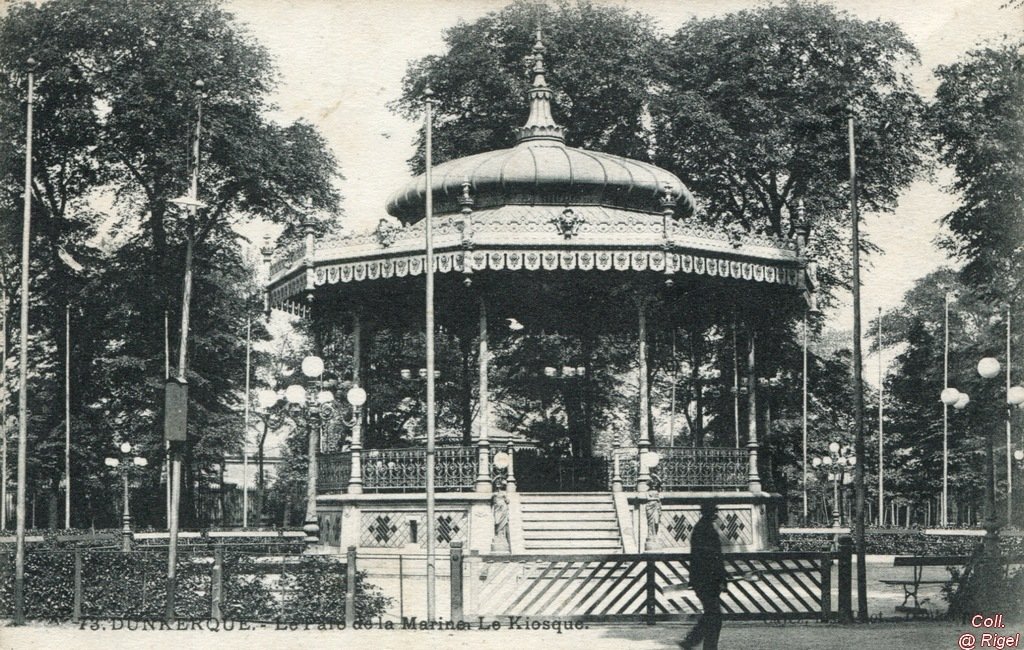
[301,355,325,378]
[978,357,1001,379]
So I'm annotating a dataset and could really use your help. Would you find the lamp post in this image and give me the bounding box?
[812,442,856,528]
[283,355,336,547]
[944,359,1024,558]
[105,442,148,552]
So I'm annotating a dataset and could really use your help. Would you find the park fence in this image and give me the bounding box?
[445,536,859,624]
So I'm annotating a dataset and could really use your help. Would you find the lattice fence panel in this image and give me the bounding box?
[472,553,825,622]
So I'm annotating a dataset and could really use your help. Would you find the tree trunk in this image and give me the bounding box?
[48,481,59,530]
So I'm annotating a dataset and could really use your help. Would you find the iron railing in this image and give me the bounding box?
[318,445,749,493]
[616,446,748,490]
[318,446,480,493]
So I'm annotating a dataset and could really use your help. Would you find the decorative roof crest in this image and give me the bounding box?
[514,26,566,144]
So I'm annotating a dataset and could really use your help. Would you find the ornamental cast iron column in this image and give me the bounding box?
[349,312,363,494]
[637,298,651,493]
[747,329,762,492]
[476,297,491,492]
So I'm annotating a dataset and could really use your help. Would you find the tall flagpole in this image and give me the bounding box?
[943,291,949,527]
[1007,305,1013,522]
[243,315,251,528]
[165,310,170,526]
[423,86,437,621]
[1,287,8,530]
[167,79,203,621]
[848,110,868,621]
[65,304,70,529]
[802,311,809,522]
[15,57,37,626]
[733,316,740,448]
[878,306,884,526]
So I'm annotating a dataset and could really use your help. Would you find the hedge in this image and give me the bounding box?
[0,548,391,623]
[779,530,1024,555]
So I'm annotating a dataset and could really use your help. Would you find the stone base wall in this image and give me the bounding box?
[316,490,782,555]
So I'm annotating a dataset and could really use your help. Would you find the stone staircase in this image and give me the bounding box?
[517,493,623,553]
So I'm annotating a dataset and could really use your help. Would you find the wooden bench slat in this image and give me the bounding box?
[893,555,968,567]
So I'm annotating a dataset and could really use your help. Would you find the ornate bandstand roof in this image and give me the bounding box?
[265,30,814,318]
[387,34,694,223]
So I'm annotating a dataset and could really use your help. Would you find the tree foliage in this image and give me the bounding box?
[392,0,661,170]
[929,38,1024,297]
[0,0,340,528]
[654,1,928,303]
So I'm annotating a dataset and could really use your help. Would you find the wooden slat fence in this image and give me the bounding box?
[466,551,837,624]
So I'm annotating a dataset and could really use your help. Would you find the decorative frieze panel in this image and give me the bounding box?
[652,506,754,549]
[303,249,799,290]
[358,510,468,548]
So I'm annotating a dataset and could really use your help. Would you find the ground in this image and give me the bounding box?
[0,620,997,650]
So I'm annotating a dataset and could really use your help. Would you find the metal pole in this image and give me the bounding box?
[476,297,491,491]
[848,112,868,621]
[168,84,202,621]
[424,87,437,620]
[1,287,6,530]
[637,299,651,492]
[669,328,675,447]
[878,307,884,526]
[1007,306,1013,523]
[65,304,70,529]
[733,317,740,448]
[803,312,809,521]
[121,469,131,552]
[242,316,251,528]
[14,61,35,626]
[165,310,170,527]
[943,292,949,526]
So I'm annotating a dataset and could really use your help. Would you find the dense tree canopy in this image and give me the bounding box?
[929,39,1024,298]
[0,0,341,528]
[653,1,928,303]
[392,0,661,169]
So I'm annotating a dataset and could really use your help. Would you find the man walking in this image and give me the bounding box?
[680,502,727,649]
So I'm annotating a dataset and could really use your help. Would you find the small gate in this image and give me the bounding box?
[466,551,834,623]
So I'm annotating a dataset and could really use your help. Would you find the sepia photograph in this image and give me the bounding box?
[0,0,1021,648]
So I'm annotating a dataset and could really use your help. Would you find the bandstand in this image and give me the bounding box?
[263,34,816,557]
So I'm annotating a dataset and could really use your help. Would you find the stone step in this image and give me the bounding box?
[521,520,619,530]
[519,511,617,522]
[523,530,620,540]
[524,501,610,511]
[522,542,623,551]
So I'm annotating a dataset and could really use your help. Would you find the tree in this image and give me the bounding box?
[392,0,662,170]
[873,269,1017,524]
[929,39,1024,298]
[653,1,929,304]
[0,0,341,527]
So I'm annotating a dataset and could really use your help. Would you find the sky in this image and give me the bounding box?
[226,0,1022,375]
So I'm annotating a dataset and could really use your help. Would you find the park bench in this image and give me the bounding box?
[881,555,966,614]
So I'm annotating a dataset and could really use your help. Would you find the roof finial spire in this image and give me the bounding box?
[514,24,566,144]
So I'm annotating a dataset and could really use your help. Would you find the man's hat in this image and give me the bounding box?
[700,501,718,515]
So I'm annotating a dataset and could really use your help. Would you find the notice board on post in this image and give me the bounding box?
[164,377,188,442]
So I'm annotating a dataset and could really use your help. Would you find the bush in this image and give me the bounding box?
[0,548,391,623]
[779,530,1024,556]
[943,550,1024,623]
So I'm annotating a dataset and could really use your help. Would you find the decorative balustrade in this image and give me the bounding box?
[614,446,748,491]
[317,451,351,492]
[317,446,481,493]
[318,444,748,494]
